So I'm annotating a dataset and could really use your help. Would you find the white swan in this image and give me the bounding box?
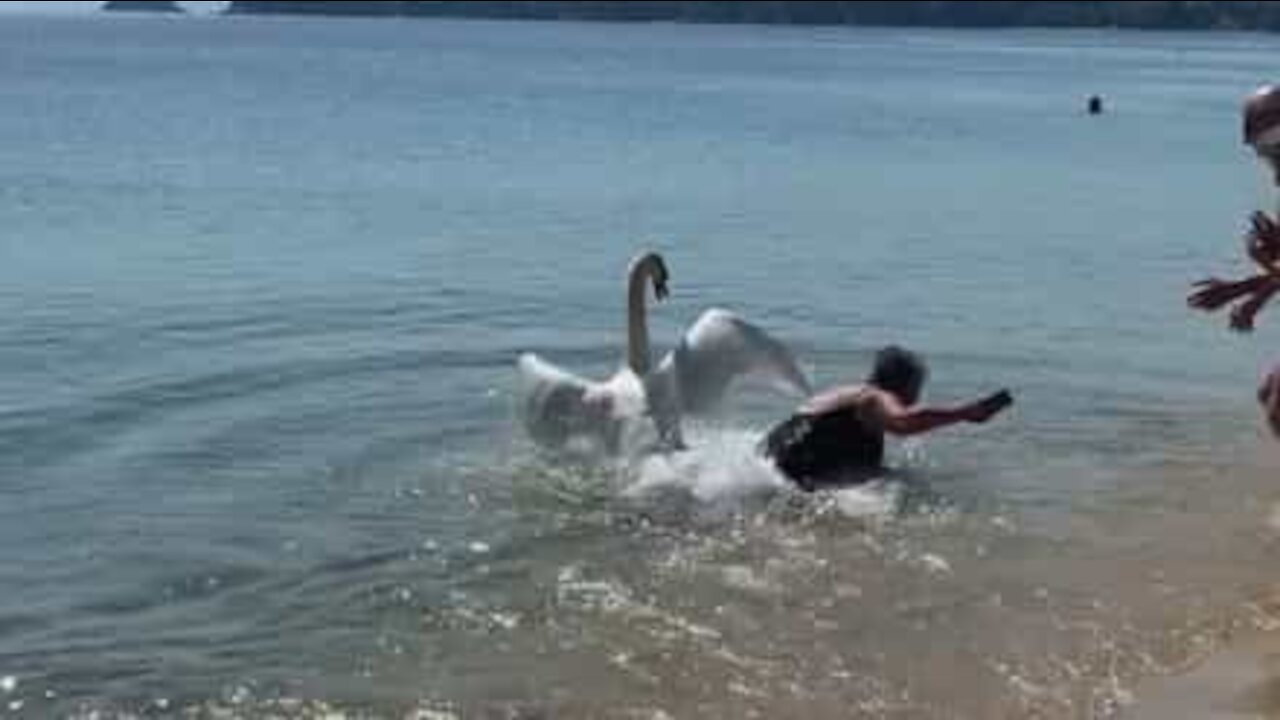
[517,252,812,455]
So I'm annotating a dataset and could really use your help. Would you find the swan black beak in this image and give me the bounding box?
[653,255,670,301]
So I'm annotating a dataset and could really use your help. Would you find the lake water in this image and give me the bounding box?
[3,11,1280,719]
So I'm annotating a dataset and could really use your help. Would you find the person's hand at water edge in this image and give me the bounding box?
[963,389,1014,423]
[1186,273,1280,332]
[1188,275,1272,312]
[1229,281,1280,332]
[1187,214,1280,330]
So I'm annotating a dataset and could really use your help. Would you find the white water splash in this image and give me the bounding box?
[828,480,902,519]
[623,425,788,505]
[917,552,953,576]
[612,423,911,527]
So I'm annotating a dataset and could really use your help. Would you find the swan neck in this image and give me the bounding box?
[626,259,652,375]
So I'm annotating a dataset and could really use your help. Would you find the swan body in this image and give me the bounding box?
[517,252,811,455]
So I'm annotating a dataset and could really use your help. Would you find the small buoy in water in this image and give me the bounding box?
[1087,95,1104,115]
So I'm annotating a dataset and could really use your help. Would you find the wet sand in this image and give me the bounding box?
[1137,632,1280,719]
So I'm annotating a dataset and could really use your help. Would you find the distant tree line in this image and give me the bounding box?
[224,1,1280,31]
[102,0,183,11]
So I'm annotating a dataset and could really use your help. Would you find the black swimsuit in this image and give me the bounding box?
[761,406,884,491]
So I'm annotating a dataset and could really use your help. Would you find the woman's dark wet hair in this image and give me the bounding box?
[869,345,927,402]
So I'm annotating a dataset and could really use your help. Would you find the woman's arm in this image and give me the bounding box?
[865,389,1012,437]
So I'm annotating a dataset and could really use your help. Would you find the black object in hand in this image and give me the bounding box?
[984,389,1014,411]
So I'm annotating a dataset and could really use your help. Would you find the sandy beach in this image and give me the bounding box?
[1138,631,1280,719]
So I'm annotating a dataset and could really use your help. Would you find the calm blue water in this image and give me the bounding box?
[3,12,1280,718]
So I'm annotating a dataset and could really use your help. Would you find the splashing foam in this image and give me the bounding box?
[513,405,909,524]
[625,425,786,504]
[620,423,904,521]
[825,480,903,520]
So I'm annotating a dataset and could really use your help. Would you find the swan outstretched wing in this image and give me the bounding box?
[657,308,812,417]
[516,353,598,449]
[516,353,650,453]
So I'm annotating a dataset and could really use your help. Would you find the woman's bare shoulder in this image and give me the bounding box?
[799,384,875,414]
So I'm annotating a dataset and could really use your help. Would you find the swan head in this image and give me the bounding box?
[652,257,669,301]
[629,251,670,302]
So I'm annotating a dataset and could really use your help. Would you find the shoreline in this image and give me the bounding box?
[1137,626,1280,718]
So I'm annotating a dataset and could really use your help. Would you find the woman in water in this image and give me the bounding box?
[761,346,1013,491]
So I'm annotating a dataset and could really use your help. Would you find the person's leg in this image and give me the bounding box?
[1259,364,1280,437]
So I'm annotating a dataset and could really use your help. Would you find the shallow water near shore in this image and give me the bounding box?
[4,12,1280,718]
